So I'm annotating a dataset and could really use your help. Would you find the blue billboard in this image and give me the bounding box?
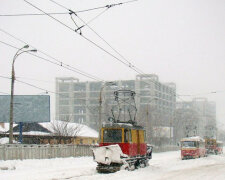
[0,95,50,123]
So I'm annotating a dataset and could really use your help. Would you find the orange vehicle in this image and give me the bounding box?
[100,124,147,157]
[215,141,223,154]
[180,136,206,160]
[205,138,217,154]
[93,123,151,172]
[92,90,152,173]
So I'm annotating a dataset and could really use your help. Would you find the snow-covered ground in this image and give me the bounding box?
[0,150,225,180]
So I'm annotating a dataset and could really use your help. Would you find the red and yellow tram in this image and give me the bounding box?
[100,123,147,157]
[205,138,217,154]
[93,123,151,173]
[92,90,152,173]
[180,136,206,160]
[215,141,223,154]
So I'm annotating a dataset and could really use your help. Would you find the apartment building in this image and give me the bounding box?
[55,74,176,144]
[175,98,216,142]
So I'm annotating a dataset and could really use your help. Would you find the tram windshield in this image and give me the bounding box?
[181,141,197,148]
[103,129,122,143]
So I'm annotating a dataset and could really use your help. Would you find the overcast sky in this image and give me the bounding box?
[0,0,225,128]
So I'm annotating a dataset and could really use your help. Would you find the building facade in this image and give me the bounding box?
[55,74,176,144]
[175,98,216,143]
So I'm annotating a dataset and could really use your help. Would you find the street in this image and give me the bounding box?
[1,150,225,180]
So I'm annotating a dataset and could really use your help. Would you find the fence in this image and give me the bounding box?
[153,145,180,153]
[0,144,180,161]
[0,144,95,161]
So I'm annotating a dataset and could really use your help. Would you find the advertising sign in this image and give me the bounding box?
[0,95,50,123]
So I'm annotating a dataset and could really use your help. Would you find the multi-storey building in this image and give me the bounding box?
[55,74,176,144]
[175,98,216,143]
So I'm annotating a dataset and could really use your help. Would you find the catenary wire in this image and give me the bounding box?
[47,0,177,95]
[0,91,10,95]
[0,12,69,17]
[0,1,136,17]
[0,39,103,81]
[0,75,111,115]
[49,0,144,74]
[23,0,180,104]
[0,28,103,81]
[24,0,142,73]
[23,0,188,102]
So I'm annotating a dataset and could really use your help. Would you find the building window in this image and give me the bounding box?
[74,83,86,91]
[90,82,101,91]
[59,84,69,92]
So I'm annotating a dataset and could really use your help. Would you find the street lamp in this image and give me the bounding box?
[9,45,37,144]
[99,82,116,130]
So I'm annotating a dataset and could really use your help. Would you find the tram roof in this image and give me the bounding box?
[180,136,205,142]
[102,122,144,130]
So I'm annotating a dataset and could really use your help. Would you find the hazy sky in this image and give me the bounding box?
[0,0,225,128]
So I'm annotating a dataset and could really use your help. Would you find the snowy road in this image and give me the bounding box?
[1,150,225,180]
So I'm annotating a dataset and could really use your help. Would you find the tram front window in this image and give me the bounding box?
[103,129,122,143]
[182,141,197,147]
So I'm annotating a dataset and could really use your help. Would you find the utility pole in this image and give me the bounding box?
[9,45,37,144]
[146,104,149,143]
[146,97,157,144]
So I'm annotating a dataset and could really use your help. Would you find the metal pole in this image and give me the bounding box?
[99,87,103,130]
[146,98,157,144]
[146,104,149,143]
[9,62,15,144]
[8,46,37,144]
[19,122,23,143]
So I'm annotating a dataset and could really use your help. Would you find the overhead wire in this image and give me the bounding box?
[69,7,110,35]
[49,0,144,74]
[0,12,69,17]
[179,90,225,97]
[24,0,142,73]
[0,28,103,81]
[23,0,194,103]
[0,1,134,17]
[0,74,137,117]
[0,39,103,81]
[0,75,103,115]
[0,2,198,105]
[23,0,181,106]
[0,91,10,95]
[47,0,179,100]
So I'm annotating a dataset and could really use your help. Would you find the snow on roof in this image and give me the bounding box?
[0,123,17,133]
[0,121,98,138]
[40,120,98,138]
[13,131,51,136]
[181,136,205,142]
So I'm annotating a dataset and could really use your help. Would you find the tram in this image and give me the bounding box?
[215,141,223,154]
[180,136,206,160]
[92,90,152,173]
[205,138,217,154]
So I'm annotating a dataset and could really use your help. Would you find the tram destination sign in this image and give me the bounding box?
[0,95,50,123]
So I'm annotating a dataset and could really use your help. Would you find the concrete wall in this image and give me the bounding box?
[0,144,95,161]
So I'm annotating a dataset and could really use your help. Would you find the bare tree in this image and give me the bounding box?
[50,120,82,137]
